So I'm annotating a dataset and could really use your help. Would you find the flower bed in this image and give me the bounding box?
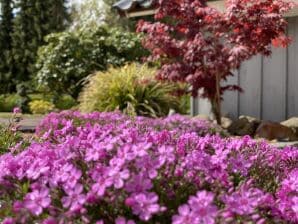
[0,111,297,223]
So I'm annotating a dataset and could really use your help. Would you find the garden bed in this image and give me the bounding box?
[0,111,297,223]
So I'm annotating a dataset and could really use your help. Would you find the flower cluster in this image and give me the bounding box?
[0,111,297,223]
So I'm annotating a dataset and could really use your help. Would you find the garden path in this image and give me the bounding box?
[0,114,43,132]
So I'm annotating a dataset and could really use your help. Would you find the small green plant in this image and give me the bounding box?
[29,100,55,114]
[0,125,23,154]
[0,94,22,112]
[0,108,28,154]
[79,63,188,117]
[55,95,77,110]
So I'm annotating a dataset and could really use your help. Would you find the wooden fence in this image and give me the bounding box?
[191,17,298,121]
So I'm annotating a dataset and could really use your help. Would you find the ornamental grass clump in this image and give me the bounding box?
[0,111,297,223]
[79,63,188,117]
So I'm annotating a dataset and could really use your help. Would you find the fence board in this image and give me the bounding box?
[262,47,287,121]
[238,55,262,118]
[191,17,298,121]
[288,17,298,117]
[222,70,239,119]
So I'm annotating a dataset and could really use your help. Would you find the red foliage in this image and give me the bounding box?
[137,0,294,99]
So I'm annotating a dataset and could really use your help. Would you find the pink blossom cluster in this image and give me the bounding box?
[0,111,297,223]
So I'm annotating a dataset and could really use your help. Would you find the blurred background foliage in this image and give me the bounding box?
[35,25,147,99]
[0,0,190,116]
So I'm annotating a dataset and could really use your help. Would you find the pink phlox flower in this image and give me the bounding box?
[158,145,175,164]
[125,173,153,193]
[125,192,161,221]
[229,153,252,176]
[2,217,16,224]
[42,217,57,224]
[26,159,50,180]
[13,107,21,114]
[91,173,113,197]
[108,167,130,189]
[188,191,218,224]
[85,140,107,162]
[172,204,196,224]
[59,164,82,189]
[223,183,268,216]
[62,184,86,212]
[136,155,163,179]
[115,217,136,224]
[24,188,51,216]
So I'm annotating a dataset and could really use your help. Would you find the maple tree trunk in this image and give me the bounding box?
[212,73,222,125]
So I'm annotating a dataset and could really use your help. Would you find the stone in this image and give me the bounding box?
[192,114,211,121]
[220,117,233,129]
[255,121,298,141]
[269,141,298,148]
[168,109,176,116]
[239,115,260,123]
[281,117,298,128]
[228,117,260,136]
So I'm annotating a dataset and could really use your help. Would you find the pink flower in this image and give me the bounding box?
[42,217,57,224]
[125,192,161,221]
[136,155,163,179]
[91,175,113,197]
[13,107,21,114]
[2,110,298,223]
[172,205,195,224]
[108,167,130,189]
[187,191,218,224]
[276,169,298,222]
[95,221,104,224]
[2,217,15,224]
[223,183,268,216]
[62,184,86,212]
[115,217,136,224]
[24,188,51,216]
[229,153,252,176]
[125,174,153,193]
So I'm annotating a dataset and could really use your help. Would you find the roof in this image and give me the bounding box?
[112,0,155,12]
[112,0,220,17]
[112,0,298,18]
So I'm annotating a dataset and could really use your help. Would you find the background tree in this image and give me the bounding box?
[70,0,136,31]
[11,0,70,90]
[47,0,70,32]
[137,0,294,124]
[0,0,14,93]
[103,0,136,30]
[70,0,105,30]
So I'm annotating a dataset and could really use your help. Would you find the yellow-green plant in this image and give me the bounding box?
[29,100,55,114]
[79,63,188,117]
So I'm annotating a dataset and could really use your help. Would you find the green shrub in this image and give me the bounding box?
[79,63,188,117]
[55,95,77,110]
[28,93,77,110]
[28,93,52,101]
[0,94,22,112]
[29,100,55,114]
[36,26,147,99]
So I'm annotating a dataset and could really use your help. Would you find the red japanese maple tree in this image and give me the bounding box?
[137,0,294,124]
